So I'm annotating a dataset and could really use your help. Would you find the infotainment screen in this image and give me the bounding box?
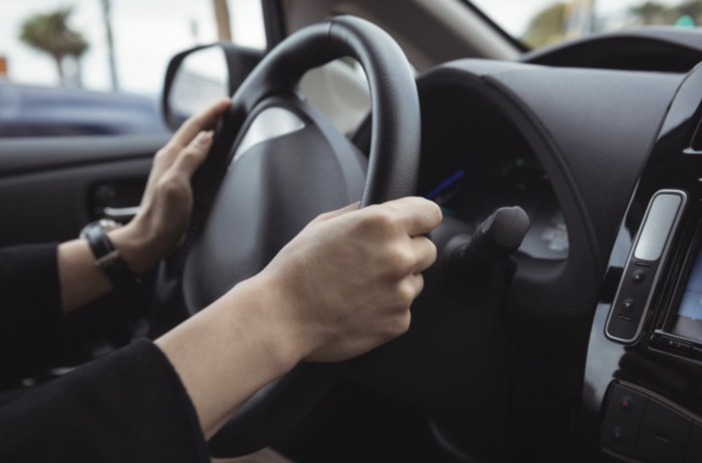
[672,245,702,341]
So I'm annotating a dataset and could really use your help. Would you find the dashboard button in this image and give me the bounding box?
[671,340,692,355]
[632,270,646,284]
[636,400,691,463]
[620,395,636,413]
[622,299,635,314]
[601,385,648,457]
[655,336,693,356]
[634,193,683,262]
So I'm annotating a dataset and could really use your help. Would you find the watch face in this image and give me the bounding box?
[79,219,123,239]
[80,218,138,287]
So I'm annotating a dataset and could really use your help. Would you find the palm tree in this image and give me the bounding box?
[20,7,89,86]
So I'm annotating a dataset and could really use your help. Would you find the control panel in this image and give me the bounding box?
[601,384,702,463]
[580,60,702,463]
[606,191,687,343]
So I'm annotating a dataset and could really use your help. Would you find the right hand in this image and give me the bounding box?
[155,196,441,437]
[249,196,442,363]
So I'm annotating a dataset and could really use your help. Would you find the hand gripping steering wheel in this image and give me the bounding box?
[177,16,420,457]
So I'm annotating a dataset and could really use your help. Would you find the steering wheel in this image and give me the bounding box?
[177,16,420,457]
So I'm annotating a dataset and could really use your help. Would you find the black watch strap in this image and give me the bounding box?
[83,223,139,288]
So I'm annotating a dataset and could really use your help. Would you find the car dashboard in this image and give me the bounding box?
[420,118,567,262]
[344,30,702,462]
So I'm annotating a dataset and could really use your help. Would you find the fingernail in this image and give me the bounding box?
[196,130,213,146]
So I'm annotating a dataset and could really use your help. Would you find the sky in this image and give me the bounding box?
[0,0,265,96]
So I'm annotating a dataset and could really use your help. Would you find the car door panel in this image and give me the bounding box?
[0,134,168,247]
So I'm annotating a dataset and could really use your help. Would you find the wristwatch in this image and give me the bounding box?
[79,219,140,288]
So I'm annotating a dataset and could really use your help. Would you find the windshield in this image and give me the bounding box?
[471,0,700,49]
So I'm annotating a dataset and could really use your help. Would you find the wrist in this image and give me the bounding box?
[108,222,161,274]
[223,276,307,371]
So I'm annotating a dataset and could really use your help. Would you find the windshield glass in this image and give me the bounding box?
[472,0,699,49]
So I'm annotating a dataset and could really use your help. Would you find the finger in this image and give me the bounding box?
[387,308,412,339]
[411,235,438,273]
[408,273,425,299]
[169,97,231,149]
[385,197,443,236]
[140,148,176,207]
[144,98,225,200]
[170,130,214,178]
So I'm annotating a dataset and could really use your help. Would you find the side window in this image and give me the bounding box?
[0,0,266,138]
[228,0,267,49]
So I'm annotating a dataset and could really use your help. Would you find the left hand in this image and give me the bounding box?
[110,98,231,273]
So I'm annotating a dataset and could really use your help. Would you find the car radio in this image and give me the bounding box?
[649,223,702,362]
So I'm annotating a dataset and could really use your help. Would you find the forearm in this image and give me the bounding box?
[57,225,156,313]
[152,197,441,439]
[154,277,302,438]
[57,238,112,313]
[0,339,212,463]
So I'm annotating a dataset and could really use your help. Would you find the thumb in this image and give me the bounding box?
[315,202,361,222]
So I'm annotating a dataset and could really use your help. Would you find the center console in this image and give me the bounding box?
[581,64,702,463]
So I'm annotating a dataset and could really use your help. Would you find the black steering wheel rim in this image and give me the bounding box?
[202,15,420,208]
[173,15,421,457]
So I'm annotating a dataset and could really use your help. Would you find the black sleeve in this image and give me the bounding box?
[0,339,210,463]
[0,244,63,383]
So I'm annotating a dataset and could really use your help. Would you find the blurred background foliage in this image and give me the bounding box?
[19,7,89,87]
[523,0,702,48]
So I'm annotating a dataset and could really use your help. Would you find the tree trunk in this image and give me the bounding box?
[213,0,232,41]
[53,54,65,86]
[76,57,83,88]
